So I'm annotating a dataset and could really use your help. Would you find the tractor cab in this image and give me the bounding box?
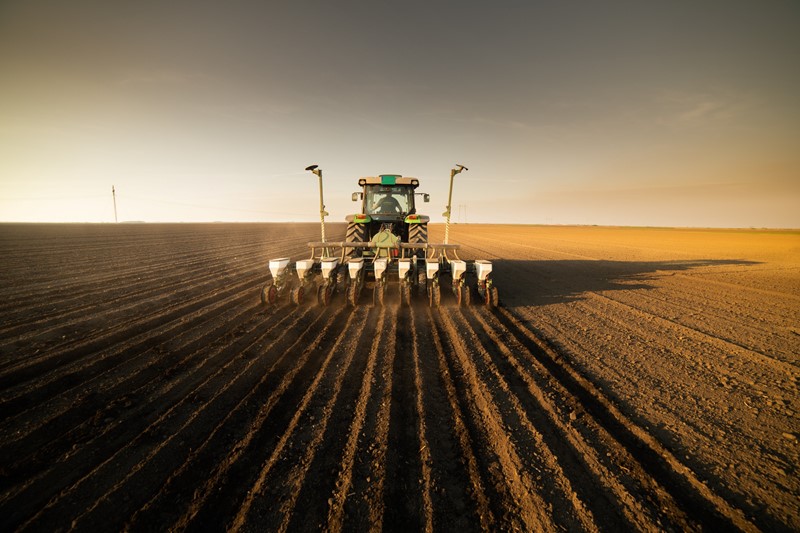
[347,174,431,252]
[365,184,414,217]
[354,175,427,222]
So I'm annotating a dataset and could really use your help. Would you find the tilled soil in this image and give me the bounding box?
[0,222,797,531]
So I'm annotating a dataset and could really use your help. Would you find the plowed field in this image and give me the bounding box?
[1,223,798,531]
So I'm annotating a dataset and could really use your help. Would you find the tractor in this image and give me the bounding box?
[344,174,430,258]
[261,165,498,308]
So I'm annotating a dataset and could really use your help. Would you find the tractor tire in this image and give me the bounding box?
[408,223,428,258]
[345,222,366,257]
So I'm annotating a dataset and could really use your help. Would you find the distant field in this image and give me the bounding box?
[1,223,797,531]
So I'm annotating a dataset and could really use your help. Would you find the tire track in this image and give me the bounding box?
[593,289,798,370]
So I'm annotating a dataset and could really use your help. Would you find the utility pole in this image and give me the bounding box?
[112,185,118,223]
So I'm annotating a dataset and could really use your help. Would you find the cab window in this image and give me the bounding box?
[365,185,413,215]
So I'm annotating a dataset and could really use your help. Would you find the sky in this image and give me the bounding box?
[1,1,798,227]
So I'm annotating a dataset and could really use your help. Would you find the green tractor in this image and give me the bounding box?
[345,174,430,257]
[261,165,498,308]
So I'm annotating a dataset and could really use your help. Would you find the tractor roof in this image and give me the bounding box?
[358,175,419,187]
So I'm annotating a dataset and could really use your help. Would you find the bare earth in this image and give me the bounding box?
[0,223,797,531]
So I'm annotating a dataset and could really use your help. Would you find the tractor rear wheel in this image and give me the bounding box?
[345,223,366,257]
[409,223,428,257]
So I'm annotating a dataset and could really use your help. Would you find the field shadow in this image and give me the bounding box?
[490,258,760,307]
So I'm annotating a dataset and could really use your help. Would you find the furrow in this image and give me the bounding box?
[0,285,259,442]
[277,307,382,532]
[0,297,264,485]
[0,263,260,374]
[0,269,265,389]
[462,307,667,531]
[494,306,759,533]
[424,306,494,530]
[68,306,336,530]
[337,305,396,531]
[381,306,429,532]
[410,305,484,532]
[435,308,557,532]
[0,228,312,305]
[124,305,343,531]
[409,306,435,532]
[0,246,272,346]
[225,308,367,532]
[590,290,798,371]
[325,307,388,532]
[4,306,314,530]
[520,296,796,530]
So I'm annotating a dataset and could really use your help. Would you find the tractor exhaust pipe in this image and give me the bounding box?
[444,164,468,244]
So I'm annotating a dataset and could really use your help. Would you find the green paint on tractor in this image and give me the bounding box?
[379,175,400,185]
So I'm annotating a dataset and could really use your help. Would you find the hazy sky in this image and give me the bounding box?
[1,1,798,227]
